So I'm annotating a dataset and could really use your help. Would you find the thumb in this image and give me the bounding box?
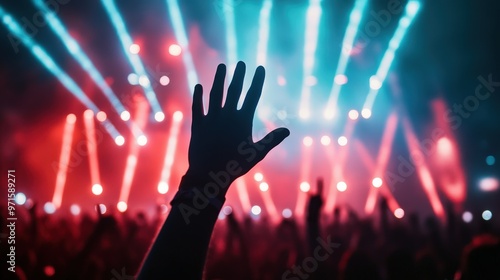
[253,127,290,163]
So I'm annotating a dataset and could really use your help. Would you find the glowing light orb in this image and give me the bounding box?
[127,73,138,85]
[96,111,107,122]
[251,205,262,216]
[321,135,331,146]
[303,136,313,147]
[129,43,140,54]
[173,111,183,121]
[348,110,359,120]
[160,75,170,86]
[115,135,125,146]
[222,206,233,215]
[372,177,383,188]
[44,202,56,214]
[158,182,169,194]
[70,204,81,216]
[394,208,405,219]
[92,183,103,195]
[137,135,148,146]
[117,201,128,212]
[259,182,269,192]
[169,44,182,56]
[15,193,26,205]
[338,136,348,146]
[334,74,348,85]
[369,75,382,90]
[282,208,292,218]
[361,108,372,119]
[300,182,311,192]
[254,172,264,182]
[154,112,165,122]
[482,210,492,221]
[337,181,347,192]
[462,211,473,223]
[120,111,130,121]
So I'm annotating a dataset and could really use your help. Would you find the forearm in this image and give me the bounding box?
[138,176,225,280]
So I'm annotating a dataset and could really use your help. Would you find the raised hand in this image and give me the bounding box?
[184,61,290,194]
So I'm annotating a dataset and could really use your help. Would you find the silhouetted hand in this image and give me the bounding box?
[185,61,290,192]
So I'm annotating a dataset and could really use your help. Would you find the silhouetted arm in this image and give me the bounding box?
[137,62,289,279]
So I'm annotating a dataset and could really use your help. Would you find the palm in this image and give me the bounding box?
[186,62,289,184]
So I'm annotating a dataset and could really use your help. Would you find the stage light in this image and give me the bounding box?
[70,204,81,216]
[117,201,128,212]
[321,135,331,146]
[160,204,169,214]
[127,73,138,85]
[165,0,198,91]
[479,177,499,192]
[259,182,269,192]
[394,208,405,219]
[158,110,183,195]
[300,182,311,193]
[222,206,233,215]
[299,109,310,119]
[337,181,347,192]
[348,110,359,120]
[324,109,335,120]
[256,0,273,65]
[168,44,182,56]
[406,1,420,16]
[159,75,170,86]
[369,75,382,90]
[15,193,26,205]
[299,0,322,122]
[334,74,348,85]
[96,111,107,122]
[44,202,56,214]
[277,75,287,86]
[32,0,128,119]
[251,205,262,216]
[482,210,492,221]
[138,75,150,87]
[84,109,93,119]
[120,111,130,121]
[154,112,165,122]
[52,113,77,209]
[305,75,318,86]
[361,108,372,119]
[129,43,140,54]
[115,135,125,146]
[486,155,495,166]
[173,111,183,121]
[337,136,348,146]
[303,136,313,147]
[158,182,169,194]
[282,208,293,218]
[462,211,473,223]
[137,135,147,146]
[102,0,163,114]
[324,0,369,119]
[372,177,383,188]
[254,172,264,182]
[44,266,55,277]
[0,6,104,116]
[437,137,453,155]
[92,183,103,195]
[98,204,107,214]
[362,0,421,112]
